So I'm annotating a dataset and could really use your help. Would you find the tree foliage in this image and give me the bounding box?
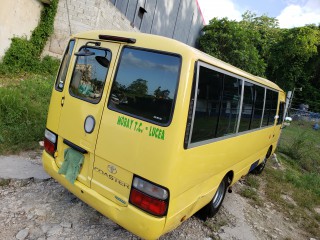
[127,79,148,96]
[199,17,266,76]
[198,13,320,112]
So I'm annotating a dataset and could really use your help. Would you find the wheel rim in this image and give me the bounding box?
[212,180,226,208]
[259,158,267,170]
[261,158,267,167]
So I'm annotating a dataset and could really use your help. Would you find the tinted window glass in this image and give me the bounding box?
[216,76,241,137]
[270,91,279,125]
[277,101,285,125]
[191,67,223,143]
[56,40,75,91]
[250,85,265,129]
[108,47,181,125]
[69,47,111,103]
[262,90,271,126]
[238,82,254,132]
[262,89,278,126]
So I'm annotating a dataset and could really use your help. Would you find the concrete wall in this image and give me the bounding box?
[43,0,139,57]
[0,0,43,59]
[44,0,204,58]
[0,0,203,59]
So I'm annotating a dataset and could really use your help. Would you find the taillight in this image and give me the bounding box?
[44,129,57,156]
[129,176,169,217]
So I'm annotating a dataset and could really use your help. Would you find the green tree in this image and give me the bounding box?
[240,11,281,64]
[198,13,320,112]
[267,26,320,92]
[127,79,148,96]
[199,17,266,76]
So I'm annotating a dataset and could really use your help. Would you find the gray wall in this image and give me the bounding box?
[109,0,204,46]
[0,0,43,58]
[43,0,204,57]
[43,0,140,57]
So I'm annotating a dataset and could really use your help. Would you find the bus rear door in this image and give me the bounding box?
[55,39,120,187]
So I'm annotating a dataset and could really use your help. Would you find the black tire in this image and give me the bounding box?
[252,147,272,174]
[199,176,228,219]
[251,157,267,174]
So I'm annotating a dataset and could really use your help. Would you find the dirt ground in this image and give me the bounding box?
[0,152,314,240]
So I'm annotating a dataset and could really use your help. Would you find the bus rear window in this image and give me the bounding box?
[108,47,181,125]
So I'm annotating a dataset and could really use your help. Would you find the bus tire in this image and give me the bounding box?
[199,176,228,219]
[252,147,272,174]
[251,157,267,174]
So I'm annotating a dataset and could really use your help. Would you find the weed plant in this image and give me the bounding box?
[0,0,59,154]
[263,121,320,237]
[0,75,54,154]
[0,0,59,75]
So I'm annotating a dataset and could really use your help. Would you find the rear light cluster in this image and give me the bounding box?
[44,129,57,156]
[129,176,169,217]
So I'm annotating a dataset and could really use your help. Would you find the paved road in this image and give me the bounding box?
[0,152,50,180]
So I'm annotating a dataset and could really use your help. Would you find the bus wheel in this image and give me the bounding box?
[200,176,228,219]
[252,157,267,174]
[252,147,272,174]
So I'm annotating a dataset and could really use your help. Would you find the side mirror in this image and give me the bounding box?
[95,56,110,68]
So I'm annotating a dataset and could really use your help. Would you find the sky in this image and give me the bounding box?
[197,0,320,28]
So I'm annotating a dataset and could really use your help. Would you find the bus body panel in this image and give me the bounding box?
[43,30,285,239]
[42,151,165,239]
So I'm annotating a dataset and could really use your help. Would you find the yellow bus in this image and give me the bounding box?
[42,30,286,239]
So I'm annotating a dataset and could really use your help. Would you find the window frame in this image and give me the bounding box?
[277,101,286,125]
[186,61,280,149]
[107,46,182,127]
[68,46,112,104]
[55,39,75,92]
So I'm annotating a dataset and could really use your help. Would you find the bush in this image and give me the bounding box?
[0,0,59,75]
[1,37,40,73]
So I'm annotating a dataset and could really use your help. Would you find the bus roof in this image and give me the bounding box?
[72,30,283,92]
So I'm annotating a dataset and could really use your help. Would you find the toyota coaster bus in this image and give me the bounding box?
[42,30,285,239]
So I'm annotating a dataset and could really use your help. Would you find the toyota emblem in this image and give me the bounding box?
[107,165,117,174]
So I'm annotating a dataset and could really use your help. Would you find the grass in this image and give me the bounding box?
[239,174,263,206]
[262,121,320,237]
[204,212,229,234]
[0,73,55,154]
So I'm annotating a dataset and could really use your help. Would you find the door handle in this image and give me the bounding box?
[61,96,65,107]
[63,139,88,154]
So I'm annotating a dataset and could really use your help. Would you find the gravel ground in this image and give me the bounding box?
[0,152,314,240]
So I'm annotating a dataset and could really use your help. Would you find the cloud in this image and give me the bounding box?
[277,0,320,28]
[122,52,179,73]
[197,0,242,24]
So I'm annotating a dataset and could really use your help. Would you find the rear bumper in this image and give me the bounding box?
[42,151,166,239]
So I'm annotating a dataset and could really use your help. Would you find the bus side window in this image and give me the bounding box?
[238,82,254,132]
[262,89,278,126]
[191,66,223,143]
[277,101,285,125]
[215,76,241,138]
[270,92,279,125]
[250,85,265,129]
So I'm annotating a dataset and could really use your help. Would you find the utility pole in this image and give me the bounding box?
[286,87,302,117]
